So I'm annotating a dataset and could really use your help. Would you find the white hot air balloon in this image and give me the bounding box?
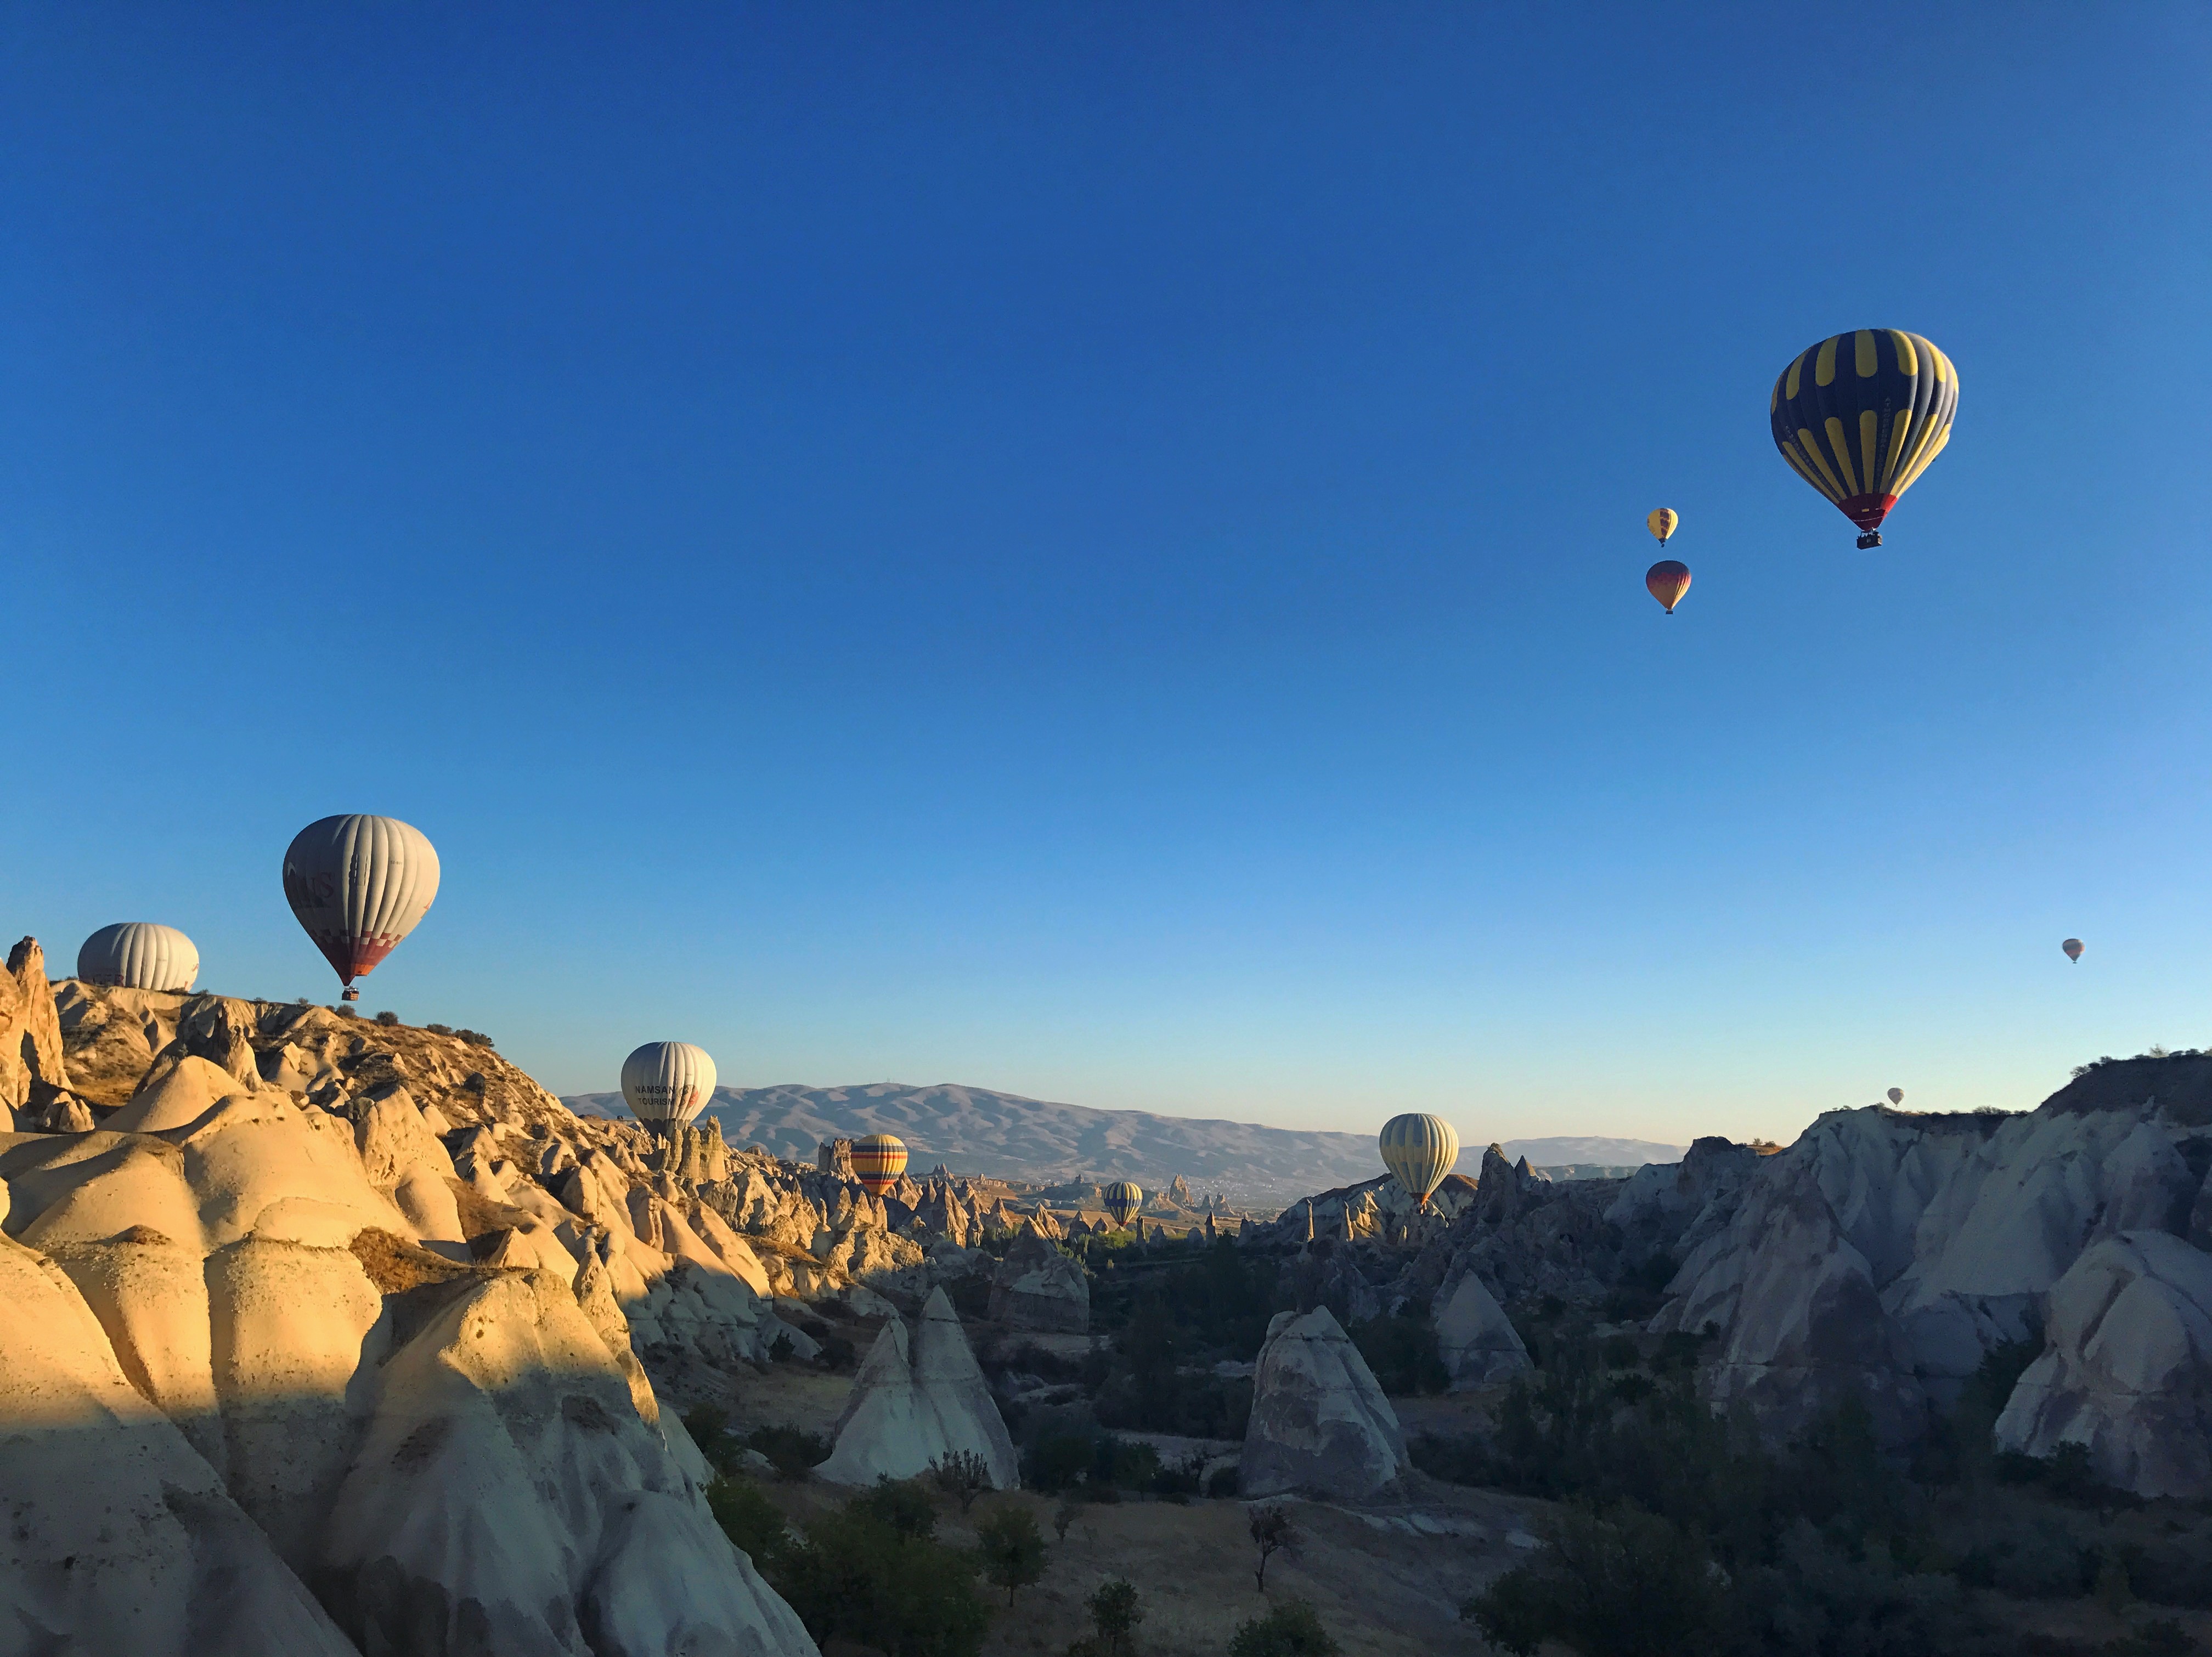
[1379,1113,1461,1209]
[621,1042,718,1138]
[77,923,199,991]
[1887,1088,1904,1106]
[283,816,440,1001]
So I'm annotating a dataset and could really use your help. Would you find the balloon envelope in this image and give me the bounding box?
[850,1133,909,1197]
[1887,1088,1904,1105]
[1646,559,1691,613]
[1770,330,1956,542]
[1646,508,1678,545]
[77,923,199,992]
[283,815,440,992]
[1102,1181,1144,1226]
[620,1041,717,1134]
[1379,1113,1460,1209]
[2063,938,2085,962]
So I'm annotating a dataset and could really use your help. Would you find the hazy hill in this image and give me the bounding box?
[560,1080,1686,1208]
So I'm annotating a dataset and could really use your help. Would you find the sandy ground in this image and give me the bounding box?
[768,1474,1536,1657]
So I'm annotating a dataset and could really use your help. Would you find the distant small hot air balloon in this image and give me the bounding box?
[283,815,439,1001]
[1771,329,1957,548]
[1647,508,1679,547]
[77,923,199,991]
[1102,1182,1144,1228]
[851,1133,909,1197]
[1379,1113,1460,1209]
[1646,559,1691,614]
[2063,938,2085,963]
[1887,1088,1904,1106]
[620,1041,717,1138]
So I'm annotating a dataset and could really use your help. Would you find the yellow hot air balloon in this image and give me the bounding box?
[1646,508,1678,547]
[850,1134,909,1197]
[1378,1113,1460,1209]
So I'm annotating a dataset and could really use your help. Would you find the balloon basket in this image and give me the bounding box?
[1856,531,1882,549]
[340,988,360,1002]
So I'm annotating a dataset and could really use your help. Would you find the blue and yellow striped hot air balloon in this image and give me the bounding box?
[1771,330,1957,549]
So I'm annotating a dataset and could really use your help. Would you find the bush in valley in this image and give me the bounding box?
[928,1449,995,1514]
[761,1482,991,1657]
[682,1405,740,1471]
[1090,1282,1259,1438]
[974,1505,1047,1605]
[1348,1312,1448,1396]
[1075,1578,1142,1657]
[705,1474,789,1566]
[424,1022,453,1035]
[1206,1464,1241,1498]
[1228,1598,1341,1657]
[374,1010,400,1026]
[745,1424,831,1480]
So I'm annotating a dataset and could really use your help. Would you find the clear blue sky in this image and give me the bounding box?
[5,5,2209,1149]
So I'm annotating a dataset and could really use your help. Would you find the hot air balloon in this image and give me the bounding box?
[2063,938,2085,963]
[1771,330,1957,548]
[1647,508,1679,547]
[1646,559,1691,614]
[1887,1088,1904,1106]
[77,923,199,991]
[283,815,440,1001]
[620,1041,717,1138]
[851,1133,909,1197]
[1379,1113,1460,1209]
[1102,1181,1143,1228]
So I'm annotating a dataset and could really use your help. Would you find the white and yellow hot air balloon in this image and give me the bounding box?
[1646,508,1679,547]
[1379,1113,1460,1209]
[620,1041,718,1138]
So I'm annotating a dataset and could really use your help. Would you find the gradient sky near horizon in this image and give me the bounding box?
[5,5,2211,1149]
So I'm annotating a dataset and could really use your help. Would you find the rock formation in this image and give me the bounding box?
[816,1287,1020,1488]
[1433,1268,1530,1387]
[1241,1307,1408,1500]
[987,1230,1088,1332]
[1994,1229,2212,1498]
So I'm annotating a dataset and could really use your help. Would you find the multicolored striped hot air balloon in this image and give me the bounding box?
[620,1041,716,1138]
[850,1133,909,1197]
[1102,1181,1143,1227]
[1379,1113,1460,1209]
[1771,329,1957,549]
[2063,938,2085,963]
[1646,559,1691,614]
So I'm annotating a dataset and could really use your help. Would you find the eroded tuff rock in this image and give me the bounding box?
[987,1229,1089,1332]
[817,1286,1019,1489]
[1241,1307,1407,1500]
[1434,1268,1530,1388]
[1994,1229,2212,1498]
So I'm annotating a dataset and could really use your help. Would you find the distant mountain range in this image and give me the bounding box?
[559,1081,1686,1209]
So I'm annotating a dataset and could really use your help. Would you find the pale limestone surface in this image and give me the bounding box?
[817,1286,1020,1489]
[1432,1269,1530,1388]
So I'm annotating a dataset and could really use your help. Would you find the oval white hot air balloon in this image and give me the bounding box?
[621,1042,717,1138]
[1887,1088,1904,1106]
[1379,1113,1460,1209]
[283,815,440,1001]
[77,923,199,992]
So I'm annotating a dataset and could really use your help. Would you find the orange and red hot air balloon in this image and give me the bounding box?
[850,1134,909,1197]
[1646,560,1691,614]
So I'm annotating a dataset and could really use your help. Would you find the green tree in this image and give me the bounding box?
[705,1474,788,1569]
[771,1495,991,1657]
[1085,1577,1143,1657]
[1228,1598,1340,1657]
[1462,1507,1729,1657]
[1249,1504,1295,1591]
[975,1506,1048,1606]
